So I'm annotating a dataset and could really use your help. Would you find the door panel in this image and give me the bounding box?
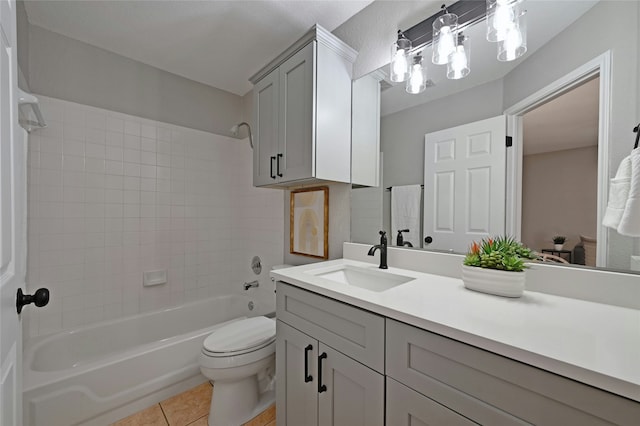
[317,343,383,426]
[424,116,506,252]
[253,69,279,186]
[0,0,25,424]
[276,320,318,426]
[279,42,314,182]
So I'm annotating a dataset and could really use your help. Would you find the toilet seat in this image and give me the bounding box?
[202,316,276,358]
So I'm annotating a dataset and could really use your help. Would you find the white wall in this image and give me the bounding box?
[25,96,284,338]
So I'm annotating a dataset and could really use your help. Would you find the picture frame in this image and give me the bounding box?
[290,186,329,259]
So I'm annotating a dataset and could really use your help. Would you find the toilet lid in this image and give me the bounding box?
[203,316,275,354]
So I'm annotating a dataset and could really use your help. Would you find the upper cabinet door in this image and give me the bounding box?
[279,42,315,183]
[253,69,280,186]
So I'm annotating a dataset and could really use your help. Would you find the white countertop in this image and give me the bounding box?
[271,258,640,402]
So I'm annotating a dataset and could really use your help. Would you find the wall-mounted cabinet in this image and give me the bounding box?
[250,25,356,188]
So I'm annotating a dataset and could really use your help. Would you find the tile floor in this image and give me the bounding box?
[111,382,276,426]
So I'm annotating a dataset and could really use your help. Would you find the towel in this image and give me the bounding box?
[391,185,421,248]
[618,148,640,236]
[602,155,632,229]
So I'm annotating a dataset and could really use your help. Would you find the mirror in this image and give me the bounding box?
[350,0,640,273]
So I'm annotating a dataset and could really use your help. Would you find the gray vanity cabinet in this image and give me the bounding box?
[276,282,384,426]
[386,319,640,426]
[251,25,356,188]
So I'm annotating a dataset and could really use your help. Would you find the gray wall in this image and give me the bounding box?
[16,0,29,88]
[379,79,504,234]
[27,24,244,136]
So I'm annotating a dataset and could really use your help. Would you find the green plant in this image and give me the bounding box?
[552,235,566,244]
[463,236,536,272]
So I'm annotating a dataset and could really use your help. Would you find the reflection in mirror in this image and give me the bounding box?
[350,0,640,273]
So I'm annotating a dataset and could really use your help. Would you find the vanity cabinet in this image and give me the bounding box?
[386,319,640,426]
[276,282,384,426]
[250,25,356,188]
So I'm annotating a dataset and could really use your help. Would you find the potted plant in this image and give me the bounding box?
[462,236,536,297]
[552,235,566,251]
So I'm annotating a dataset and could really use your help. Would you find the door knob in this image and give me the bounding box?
[16,288,50,314]
[425,236,433,244]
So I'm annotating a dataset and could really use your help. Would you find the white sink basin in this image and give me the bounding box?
[306,265,414,292]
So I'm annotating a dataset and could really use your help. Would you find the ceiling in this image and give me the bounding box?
[523,76,599,156]
[23,0,373,96]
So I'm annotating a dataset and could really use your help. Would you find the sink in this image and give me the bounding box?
[306,265,414,292]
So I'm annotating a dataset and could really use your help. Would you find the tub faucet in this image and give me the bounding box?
[368,231,388,269]
[244,280,259,290]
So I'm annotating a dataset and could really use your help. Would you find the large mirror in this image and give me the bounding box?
[351,0,640,273]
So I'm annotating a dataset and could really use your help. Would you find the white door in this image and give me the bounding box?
[423,116,506,253]
[1,0,26,424]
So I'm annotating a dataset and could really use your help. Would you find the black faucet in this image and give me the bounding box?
[368,231,388,269]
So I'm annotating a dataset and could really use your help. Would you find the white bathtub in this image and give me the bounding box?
[23,294,273,426]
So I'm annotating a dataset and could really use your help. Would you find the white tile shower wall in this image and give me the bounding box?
[25,96,284,338]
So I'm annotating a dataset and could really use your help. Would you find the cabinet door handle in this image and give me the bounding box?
[304,344,313,383]
[277,153,283,177]
[270,156,276,179]
[318,352,327,393]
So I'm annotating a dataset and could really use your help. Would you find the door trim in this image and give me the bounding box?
[504,51,611,267]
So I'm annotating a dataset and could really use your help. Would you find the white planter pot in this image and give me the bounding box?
[461,265,525,298]
[554,244,564,251]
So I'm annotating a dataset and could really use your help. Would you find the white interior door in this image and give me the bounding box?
[423,116,506,253]
[0,0,26,424]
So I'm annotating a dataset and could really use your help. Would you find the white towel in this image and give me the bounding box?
[618,148,640,236]
[602,155,631,229]
[391,185,421,248]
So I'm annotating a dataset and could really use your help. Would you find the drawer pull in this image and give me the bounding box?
[318,352,327,393]
[304,344,313,383]
[270,156,276,179]
[277,153,283,177]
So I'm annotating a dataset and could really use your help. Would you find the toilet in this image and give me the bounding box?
[199,316,276,426]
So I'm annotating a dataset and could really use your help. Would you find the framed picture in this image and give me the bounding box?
[290,186,329,259]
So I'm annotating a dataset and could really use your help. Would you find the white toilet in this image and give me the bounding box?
[199,316,276,426]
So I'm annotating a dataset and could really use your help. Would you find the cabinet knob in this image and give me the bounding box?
[16,288,50,314]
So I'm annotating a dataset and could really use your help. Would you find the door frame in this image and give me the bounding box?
[504,51,611,267]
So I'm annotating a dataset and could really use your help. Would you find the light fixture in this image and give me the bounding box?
[390,0,527,94]
[497,8,527,61]
[432,6,458,65]
[390,30,412,82]
[406,52,428,94]
[447,33,470,80]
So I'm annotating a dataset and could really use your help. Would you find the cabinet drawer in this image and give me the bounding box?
[387,319,640,426]
[277,282,384,372]
[387,377,477,426]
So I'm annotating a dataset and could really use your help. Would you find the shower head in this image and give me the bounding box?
[230,122,253,149]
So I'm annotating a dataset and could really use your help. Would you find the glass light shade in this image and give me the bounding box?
[486,0,521,42]
[432,13,458,65]
[390,32,412,82]
[497,10,527,61]
[406,54,428,94]
[447,35,470,80]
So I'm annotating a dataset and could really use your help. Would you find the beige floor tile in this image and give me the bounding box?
[111,404,168,426]
[185,416,208,426]
[243,404,276,426]
[160,382,212,426]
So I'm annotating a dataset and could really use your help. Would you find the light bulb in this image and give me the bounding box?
[448,46,468,79]
[493,4,515,41]
[435,26,456,64]
[503,25,522,61]
[391,48,408,82]
[408,64,424,93]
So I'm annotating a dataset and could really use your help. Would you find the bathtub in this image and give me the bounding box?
[23,293,273,426]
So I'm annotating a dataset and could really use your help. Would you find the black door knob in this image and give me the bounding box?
[424,236,433,244]
[16,288,50,314]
